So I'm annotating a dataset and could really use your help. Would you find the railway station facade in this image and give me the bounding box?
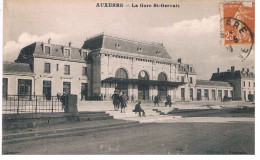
[3,33,235,102]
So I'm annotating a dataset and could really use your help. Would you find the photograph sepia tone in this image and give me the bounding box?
[2,0,255,155]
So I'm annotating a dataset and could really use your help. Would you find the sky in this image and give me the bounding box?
[3,0,255,80]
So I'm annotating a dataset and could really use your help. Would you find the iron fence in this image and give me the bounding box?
[2,95,64,114]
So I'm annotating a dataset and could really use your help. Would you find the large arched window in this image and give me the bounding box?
[158,72,167,81]
[115,68,128,79]
[138,70,149,80]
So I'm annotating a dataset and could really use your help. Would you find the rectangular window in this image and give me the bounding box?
[64,49,70,57]
[18,79,32,95]
[56,64,59,71]
[190,88,193,100]
[204,89,209,98]
[45,46,51,54]
[82,67,87,76]
[82,51,88,59]
[243,81,246,87]
[190,77,193,84]
[189,67,193,72]
[44,63,51,73]
[43,81,52,100]
[249,82,251,87]
[64,65,70,75]
[224,90,228,97]
[181,76,185,83]
[3,78,8,99]
[63,82,71,94]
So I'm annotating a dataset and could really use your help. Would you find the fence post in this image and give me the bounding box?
[51,97,54,113]
[35,96,38,113]
[17,95,20,114]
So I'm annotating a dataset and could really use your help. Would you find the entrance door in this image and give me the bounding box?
[138,84,149,100]
[197,89,201,101]
[211,89,216,101]
[218,90,222,101]
[43,81,52,100]
[63,82,71,94]
[115,83,128,96]
[190,88,193,101]
[158,86,167,100]
[181,88,185,101]
[81,83,88,101]
[2,78,8,99]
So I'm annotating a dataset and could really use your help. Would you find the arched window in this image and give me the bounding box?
[115,68,128,79]
[158,72,167,81]
[138,70,149,80]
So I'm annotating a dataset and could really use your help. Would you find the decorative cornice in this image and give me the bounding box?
[34,54,86,63]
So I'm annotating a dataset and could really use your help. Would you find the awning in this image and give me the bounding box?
[101,77,186,87]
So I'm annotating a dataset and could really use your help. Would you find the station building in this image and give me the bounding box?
[2,33,235,102]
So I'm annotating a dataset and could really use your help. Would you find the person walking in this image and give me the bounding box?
[153,95,159,106]
[112,91,119,111]
[165,95,172,107]
[119,92,127,113]
[131,94,135,103]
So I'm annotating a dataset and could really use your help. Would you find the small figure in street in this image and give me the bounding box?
[119,92,127,113]
[57,92,61,101]
[153,95,159,106]
[165,95,172,107]
[158,95,162,104]
[61,92,68,112]
[133,101,146,117]
[112,91,120,111]
[131,94,135,103]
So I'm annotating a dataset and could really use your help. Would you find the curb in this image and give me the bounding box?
[3,121,141,144]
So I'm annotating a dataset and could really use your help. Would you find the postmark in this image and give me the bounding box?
[220,2,255,61]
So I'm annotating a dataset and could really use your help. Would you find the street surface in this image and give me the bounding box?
[3,122,254,155]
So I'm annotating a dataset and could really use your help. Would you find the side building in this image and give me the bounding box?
[3,41,90,100]
[210,66,255,101]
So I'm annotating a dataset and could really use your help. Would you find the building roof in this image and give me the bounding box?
[177,63,196,75]
[196,79,232,87]
[211,70,255,81]
[82,34,172,59]
[3,62,34,75]
[15,42,86,63]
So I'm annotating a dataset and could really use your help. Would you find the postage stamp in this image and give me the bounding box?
[220,2,255,60]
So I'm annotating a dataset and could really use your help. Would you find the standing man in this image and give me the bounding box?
[112,91,119,111]
[119,92,127,113]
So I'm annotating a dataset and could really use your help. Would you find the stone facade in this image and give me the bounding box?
[3,33,237,102]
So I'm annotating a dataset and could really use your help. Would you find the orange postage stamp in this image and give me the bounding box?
[220,2,255,46]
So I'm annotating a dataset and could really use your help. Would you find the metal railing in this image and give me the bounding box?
[2,95,64,114]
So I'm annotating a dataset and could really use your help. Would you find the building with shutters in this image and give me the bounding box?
[2,33,236,102]
[211,66,255,101]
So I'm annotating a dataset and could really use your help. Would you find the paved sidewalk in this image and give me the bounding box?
[77,101,254,123]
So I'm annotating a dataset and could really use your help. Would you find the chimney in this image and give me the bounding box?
[231,66,235,73]
[177,58,182,63]
[217,68,219,74]
[69,41,72,47]
[48,38,52,44]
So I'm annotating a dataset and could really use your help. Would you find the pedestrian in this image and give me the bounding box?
[112,91,119,111]
[133,101,146,117]
[165,95,172,107]
[131,94,135,103]
[119,92,127,113]
[61,92,68,112]
[153,95,159,106]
